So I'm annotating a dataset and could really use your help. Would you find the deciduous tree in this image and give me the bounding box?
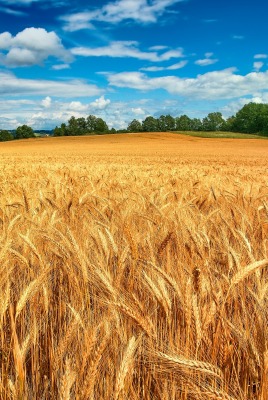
[202,112,225,131]
[142,116,159,132]
[127,119,142,132]
[0,130,13,141]
[175,115,192,131]
[15,125,35,139]
[232,102,268,133]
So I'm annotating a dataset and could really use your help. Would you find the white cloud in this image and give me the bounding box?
[0,70,102,97]
[61,0,183,31]
[0,6,27,16]
[0,27,72,67]
[202,19,217,23]
[0,97,97,129]
[41,96,52,108]
[72,41,184,62]
[167,61,188,70]
[131,107,145,115]
[90,95,111,110]
[195,52,218,66]
[0,0,63,4]
[6,48,38,66]
[51,63,70,70]
[108,68,268,100]
[141,60,188,71]
[0,0,41,3]
[140,66,166,72]
[253,61,264,72]
[222,94,268,117]
[149,45,168,51]
[67,101,89,111]
[195,58,218,66]
[0,95,179,130]
[0,32,12,49]
[232,35,244,40]
[0,95,113,130]
[254,54,268,59]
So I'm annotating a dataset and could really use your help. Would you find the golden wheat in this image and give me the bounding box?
[0,133,267,399]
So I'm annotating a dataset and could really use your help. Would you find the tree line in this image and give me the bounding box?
[53,115,111,136]
[52,102,268,136]
[1,102,268,142]
[0,125,35,142]
[127,102,268,134]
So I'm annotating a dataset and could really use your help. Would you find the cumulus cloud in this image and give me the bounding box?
[0,27,72,67]
[0,32,12,48]
[41,96,52,108]
[108,68,268,100]
[131,107,145,115]
[72,41,184,62]
[6,48,38,66]
[0,95,113,130]
[67,101,89,112]
[222,94,268,117]
[90,95,111,110]
[0,70,102,97]
[61,0,183,31]
[0,94,176,130]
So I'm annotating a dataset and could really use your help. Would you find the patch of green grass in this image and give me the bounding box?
[173,131,268,139]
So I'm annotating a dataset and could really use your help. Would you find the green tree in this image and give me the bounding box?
[158,115,167,131]
[0,130,13,141]
[232,102,268,133]
[202,112,225,131]
[221,116,236,132]
[142,116,159,132]
[15,125,35,139]
[165,115,176,131]
[127,119,143,132]
[190,118,203,131]
[76,117,87,134]
[67,116,80,136]
[86,115,97,133]
[94,117,108,134]
[53,123,67,136]
[175,115,192,131]
[158,115,175,131]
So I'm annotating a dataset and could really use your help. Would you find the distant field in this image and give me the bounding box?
[0,133,267,400]
[174,130,268,139]
[1,131,268,157]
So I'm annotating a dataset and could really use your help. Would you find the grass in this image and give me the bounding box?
[174,130,268,139]
[0,133,267,399]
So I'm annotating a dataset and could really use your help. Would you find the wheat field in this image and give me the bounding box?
[0,133,267,400]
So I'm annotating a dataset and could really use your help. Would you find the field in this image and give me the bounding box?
[0,132,268,400]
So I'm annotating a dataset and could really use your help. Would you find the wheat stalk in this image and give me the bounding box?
[114,336,139,400]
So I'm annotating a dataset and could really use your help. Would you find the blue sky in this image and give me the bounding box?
[0,0,268,130]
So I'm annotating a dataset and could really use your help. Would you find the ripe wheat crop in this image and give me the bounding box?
[0,133,267,399]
